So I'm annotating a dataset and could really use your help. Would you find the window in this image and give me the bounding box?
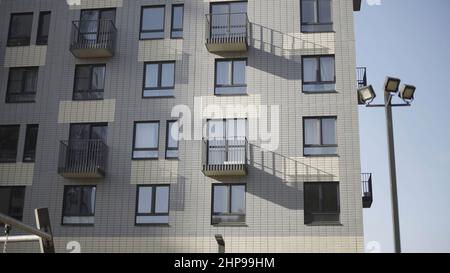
[23,124,39,162]
[166,121,179,159]
[215,59,247,95]
[69,123,107,142]
[36,11,51,45]
[136,185,170,224]
[210,2,248,39]
[79,9,116,43]
[304,182,340,224]
[302,55,335,93]
[62,186,96,225]
[0,125,20,163]
[301,0,333,32]
[212,184,246,225]
[303,117,337,156]
[7,13,33,46]
[133,122,160,159]
[171,4,184,39]
[143,62,175,97]
[207,119,246,165]
[6,67,38,103]
[140,6,165,39]
[0,187,26,222]
[73,64,106,100]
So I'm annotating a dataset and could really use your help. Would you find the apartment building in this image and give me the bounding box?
[0,0,372,253]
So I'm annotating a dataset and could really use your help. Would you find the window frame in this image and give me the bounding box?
[142,61,176,98]
[7,12,34,47]
[36,11,51,45]
[0,124,21,163]
[135,184,170,226]
[301,55,336,93]
[170,4,184,39]
[302,116,338,157]
[165,120,179,159]
[211,183,246,226]
[303,182,340,225]
[72,64,106,101]
[132,121,160,160]
[214,58,248,95]
[300,0,333,33]
[6,67,39,103]
[61,185,97,226]
[0,186,26,222]
[23,124,39,163]
[140,5,166,40]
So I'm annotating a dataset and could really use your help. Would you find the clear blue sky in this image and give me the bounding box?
[356,0,450,253]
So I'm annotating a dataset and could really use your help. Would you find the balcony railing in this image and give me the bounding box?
[361,173,373,208]
[70,19,117,58]
[202,138,248,176]
[58,139,108,178]
[357,67,367,88]
[205,13,250,52]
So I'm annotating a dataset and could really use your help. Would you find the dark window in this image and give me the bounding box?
[165,121,179,159]
[303,117,337,156]
[23,124,39,162]
[143,61,175,97]
[132,121,159,159]
[212,184,246,225]
[304,182,340,224]
[210,2,247,39]
[36,11,51,45]
[0,187,26,222]
[301,0,333,32]
[140,6,165,39]
[0,125,20,163]
[79,9,116,43]
[69,123,107,141]
[302,55,335,93]
[7,13,33,46]
[171,4,184,39]
[6,67,38,103]
[73,64,106,100]
[135,185,170,224]
[215,59,247,95]
[62,185,96,225]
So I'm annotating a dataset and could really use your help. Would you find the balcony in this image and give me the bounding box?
[70,20,117,58]
[58,139,108,178]
[357,67,367,88]
[361,173,373,208]
[205,13,249,53]
[202,138,248,176]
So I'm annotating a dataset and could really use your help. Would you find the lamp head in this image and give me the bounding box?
[399,84,416,102]
[358,85,376,105]
[384,76,401,93]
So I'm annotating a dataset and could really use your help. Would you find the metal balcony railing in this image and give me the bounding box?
[202,138,248,176]
[58,139,108,178]
[70,19,117,58]
[205,13,250,52]
[357,67,367,88]
[361,173,373,208]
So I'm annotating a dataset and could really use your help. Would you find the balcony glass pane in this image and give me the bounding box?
[231,186,245,214]
[320,56,335,82]
[155,186,169,213]
[322,118,336,145]
[135,123,159,149]
[213,186,229,213]
[304,119,320,145]
[145,64,158,88]
[161,63,175,87]
[303,57,318,82]
[138,187,152,213]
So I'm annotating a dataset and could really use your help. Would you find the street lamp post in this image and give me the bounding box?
[358,77,416,253]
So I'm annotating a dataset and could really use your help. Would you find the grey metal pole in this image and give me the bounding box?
[384,92,402,253]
